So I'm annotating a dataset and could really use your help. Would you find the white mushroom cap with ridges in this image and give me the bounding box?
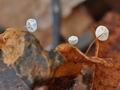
[68,36,79,45]
[95,25,109,41]
[26,18,38,32]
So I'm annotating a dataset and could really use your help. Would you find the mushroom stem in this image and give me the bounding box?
[95,40,99,57]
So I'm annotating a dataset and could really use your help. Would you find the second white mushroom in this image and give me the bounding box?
[68,36,79,45]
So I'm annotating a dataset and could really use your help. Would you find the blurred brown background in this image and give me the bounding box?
[0,0,120,49]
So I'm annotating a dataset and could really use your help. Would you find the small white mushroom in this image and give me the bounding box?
[26,18,38,32]
[68,36,79,45]
[95,25,109,41]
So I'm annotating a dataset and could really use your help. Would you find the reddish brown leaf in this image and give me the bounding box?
[93,12,120,90]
